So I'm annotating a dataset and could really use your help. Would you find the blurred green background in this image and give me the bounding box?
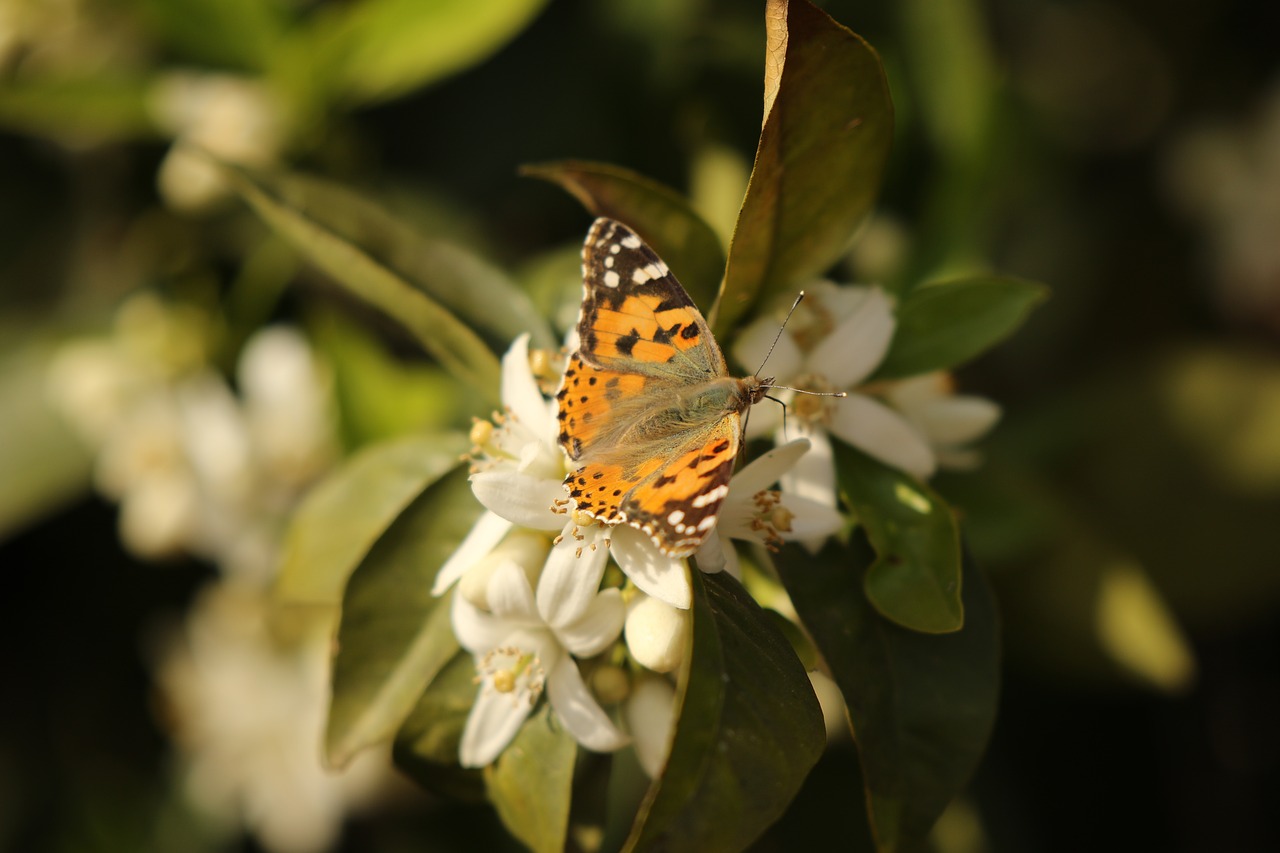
[1,0,1278,851]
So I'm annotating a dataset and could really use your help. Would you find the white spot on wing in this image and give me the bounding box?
[603,270,620,288]
[697,516,717,531]
[691,484,728,508]
[621,234,641,249]
[632,267,650,283]
[604,255,614,268]
[667,510,685,526]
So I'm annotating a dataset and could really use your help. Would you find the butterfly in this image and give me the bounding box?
[555,217,767,557]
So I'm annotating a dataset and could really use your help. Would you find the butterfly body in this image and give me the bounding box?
[556,218,766,557]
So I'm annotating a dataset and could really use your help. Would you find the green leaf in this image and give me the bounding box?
[0,76,156,144]
[774,542,1000,852]
[486,706,578,853]
[717,0,893,334]
[222,163,505,398]
[131,0,287,71]
[873,276,1048,380]
[304,0,550,105]
[276,432,468,606]
[522,161,727,310]
[625,569,825,852]
[0,341,93,542]
[394,651,486,800]
[311,311,473,446]
[325,465,479,768]
[837,444,963,633]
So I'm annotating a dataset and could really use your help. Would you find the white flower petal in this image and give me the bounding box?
[731,317,803,381]
[546,655,629,753]
[718,536,743,579]
[557,588,625,658]
[778,425,838,510]
[829,394,936,480]
[501,334,553,442]
[538,526,611,628]
[471,469,565,531]
[807,286,896,388]
[693,529,728,574]
[459,675,538,768]
[609,526,691,610]
[743,393,785,439]
[909,395,1001,446]
[727,438,810,498]
[433,511,513,595]
[778,494,845,542]
[486,561,542,624]
[626,676,677,779]
[451,593,514,655]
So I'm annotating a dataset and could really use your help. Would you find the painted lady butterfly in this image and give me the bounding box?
[556,218,766,557]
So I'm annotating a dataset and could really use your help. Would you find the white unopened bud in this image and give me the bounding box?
[625,676,677,779]
[624,595,689,673]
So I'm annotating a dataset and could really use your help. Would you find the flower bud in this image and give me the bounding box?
[624,595,689,673]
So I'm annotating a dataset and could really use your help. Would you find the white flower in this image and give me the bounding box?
[149,71,285,211]
[733,282,998,508]
[434,334,691,609]
[47,307,336,579]
[452,543,630,767]
[156,580,394,853]
[733,283,935,505]
[694,439,845,568]
[884,373,1001,471]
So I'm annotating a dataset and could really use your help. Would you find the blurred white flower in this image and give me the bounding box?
[48,302,336,578]
[452,548,629,767]
[156,580,395,853]
[1166,79,1280,331]
[149,71,285,211]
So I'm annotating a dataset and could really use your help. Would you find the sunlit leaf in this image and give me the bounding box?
[775,542,1000,852]
[522,161,726,310]
[304,0,550,105]
[625,569,824,852]
[837,444,963,633]
[222,163,504,398]
[486,706,577,853]
[717,0,893,334]
[276,432,467,606]
[325,466,478,768]
[0,77,155,144]
[873,276,1047,380]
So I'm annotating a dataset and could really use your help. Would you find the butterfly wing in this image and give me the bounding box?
[556,218,746,556]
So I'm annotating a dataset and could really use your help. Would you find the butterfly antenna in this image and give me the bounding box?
[753,291,807,377]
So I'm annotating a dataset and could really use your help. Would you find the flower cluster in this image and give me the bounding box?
[435,335,843,771]
[47,295,395,853]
